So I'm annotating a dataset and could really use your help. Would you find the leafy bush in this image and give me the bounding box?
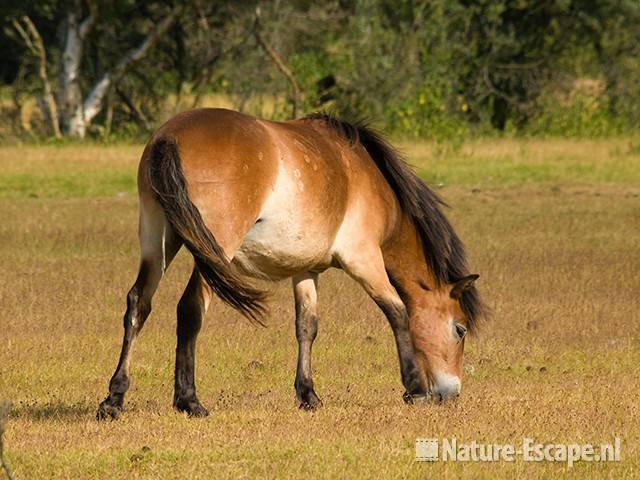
[1,0,639,140]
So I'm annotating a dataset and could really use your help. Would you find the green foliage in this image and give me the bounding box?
[527,92,623,138]
[385,85,469,140]
[2,0,639,140]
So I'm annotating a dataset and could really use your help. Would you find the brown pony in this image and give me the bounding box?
[97,108,486,419]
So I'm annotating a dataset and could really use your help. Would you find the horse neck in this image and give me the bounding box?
[382,214,437,310]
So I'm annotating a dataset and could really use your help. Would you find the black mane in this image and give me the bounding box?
[304,112,487,332]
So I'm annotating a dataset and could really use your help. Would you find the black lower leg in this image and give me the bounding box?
[294,312,321,410]
[376,298,427,400]
[293,275,321,410]
[173,269,208,417]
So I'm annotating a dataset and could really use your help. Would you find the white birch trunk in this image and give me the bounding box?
[59,1,95,138]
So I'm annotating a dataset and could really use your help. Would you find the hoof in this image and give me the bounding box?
[174,398,209,417]
[297,390,322,411]
[96,399,123,420]
[403,391,431,405]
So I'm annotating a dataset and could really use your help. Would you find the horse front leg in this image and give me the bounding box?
[292,272,322,410]
[339,248,428,404]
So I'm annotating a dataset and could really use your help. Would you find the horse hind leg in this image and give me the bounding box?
[173,265,212,417]
[293,272,322,410]
[97,200,181,420]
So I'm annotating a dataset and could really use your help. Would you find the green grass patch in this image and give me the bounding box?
[0,169,136,198]
[404,140,640,187]
[1,138,639,199]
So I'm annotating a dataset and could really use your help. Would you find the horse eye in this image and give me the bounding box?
[454,323,467,340]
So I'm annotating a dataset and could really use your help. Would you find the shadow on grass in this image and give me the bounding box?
[10,400,94,421]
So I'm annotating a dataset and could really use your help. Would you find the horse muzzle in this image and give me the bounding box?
[404,373,461,404]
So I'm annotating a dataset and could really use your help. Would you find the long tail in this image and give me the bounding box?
[147,137,267,323]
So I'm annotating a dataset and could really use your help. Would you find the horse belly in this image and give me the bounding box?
[231,160,343,280]
[232,216,332,280]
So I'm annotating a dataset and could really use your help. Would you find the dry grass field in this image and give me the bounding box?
[0,138,639,478]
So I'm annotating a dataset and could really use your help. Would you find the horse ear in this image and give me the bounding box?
[450,274,480,300]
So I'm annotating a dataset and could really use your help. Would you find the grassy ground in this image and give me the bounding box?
[0,138,638,478]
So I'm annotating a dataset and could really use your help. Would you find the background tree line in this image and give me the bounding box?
[1,0,639,140]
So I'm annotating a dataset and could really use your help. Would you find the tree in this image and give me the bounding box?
[2,0,639,138]
[7,1,186,138]
[11,15,61,138]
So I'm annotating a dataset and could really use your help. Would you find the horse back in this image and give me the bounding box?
[138,108,398,278]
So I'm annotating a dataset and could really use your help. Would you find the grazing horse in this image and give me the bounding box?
[97,108,486,419]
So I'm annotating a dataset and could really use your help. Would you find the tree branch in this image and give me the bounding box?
[83,5,184,124]
[78,1,97,39]
[116,87,150,131]
[254,7,301,118]
[482,65,523,107]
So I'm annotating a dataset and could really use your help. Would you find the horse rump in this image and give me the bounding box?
[147,137,267,323]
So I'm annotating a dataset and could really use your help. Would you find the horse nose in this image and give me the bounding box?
[431,373,461,401]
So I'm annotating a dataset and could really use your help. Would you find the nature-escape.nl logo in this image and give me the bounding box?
[416,437,621,468]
